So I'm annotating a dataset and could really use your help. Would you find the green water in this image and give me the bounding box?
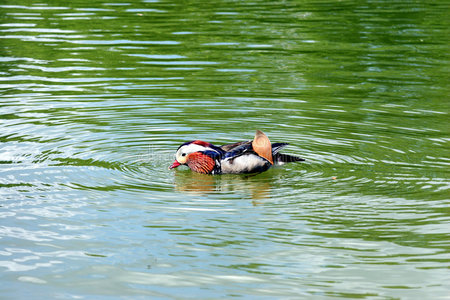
[1,0,449,298]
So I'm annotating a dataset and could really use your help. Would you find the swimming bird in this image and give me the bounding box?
[169,130,304,175]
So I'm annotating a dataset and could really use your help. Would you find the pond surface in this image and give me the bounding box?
[1,0,449,298]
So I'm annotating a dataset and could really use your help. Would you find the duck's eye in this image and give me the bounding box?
[181,153,187,157]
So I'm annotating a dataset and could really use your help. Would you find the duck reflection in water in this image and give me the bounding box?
[173,170,272,201]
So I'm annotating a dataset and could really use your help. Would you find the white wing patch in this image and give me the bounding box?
[221,154,268,174]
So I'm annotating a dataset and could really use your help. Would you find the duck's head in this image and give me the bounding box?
[169,140,214,170]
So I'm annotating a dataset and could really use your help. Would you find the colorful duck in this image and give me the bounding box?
[169,130,304,175]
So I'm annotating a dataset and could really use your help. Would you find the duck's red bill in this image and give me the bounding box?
[169,160,181,169]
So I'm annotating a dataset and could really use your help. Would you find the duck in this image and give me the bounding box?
[169,130,304,175]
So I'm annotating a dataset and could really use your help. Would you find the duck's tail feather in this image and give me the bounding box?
[271,143,289,154]
[274,153,305,165]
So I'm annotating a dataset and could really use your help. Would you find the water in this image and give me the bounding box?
[1,0,449,298]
